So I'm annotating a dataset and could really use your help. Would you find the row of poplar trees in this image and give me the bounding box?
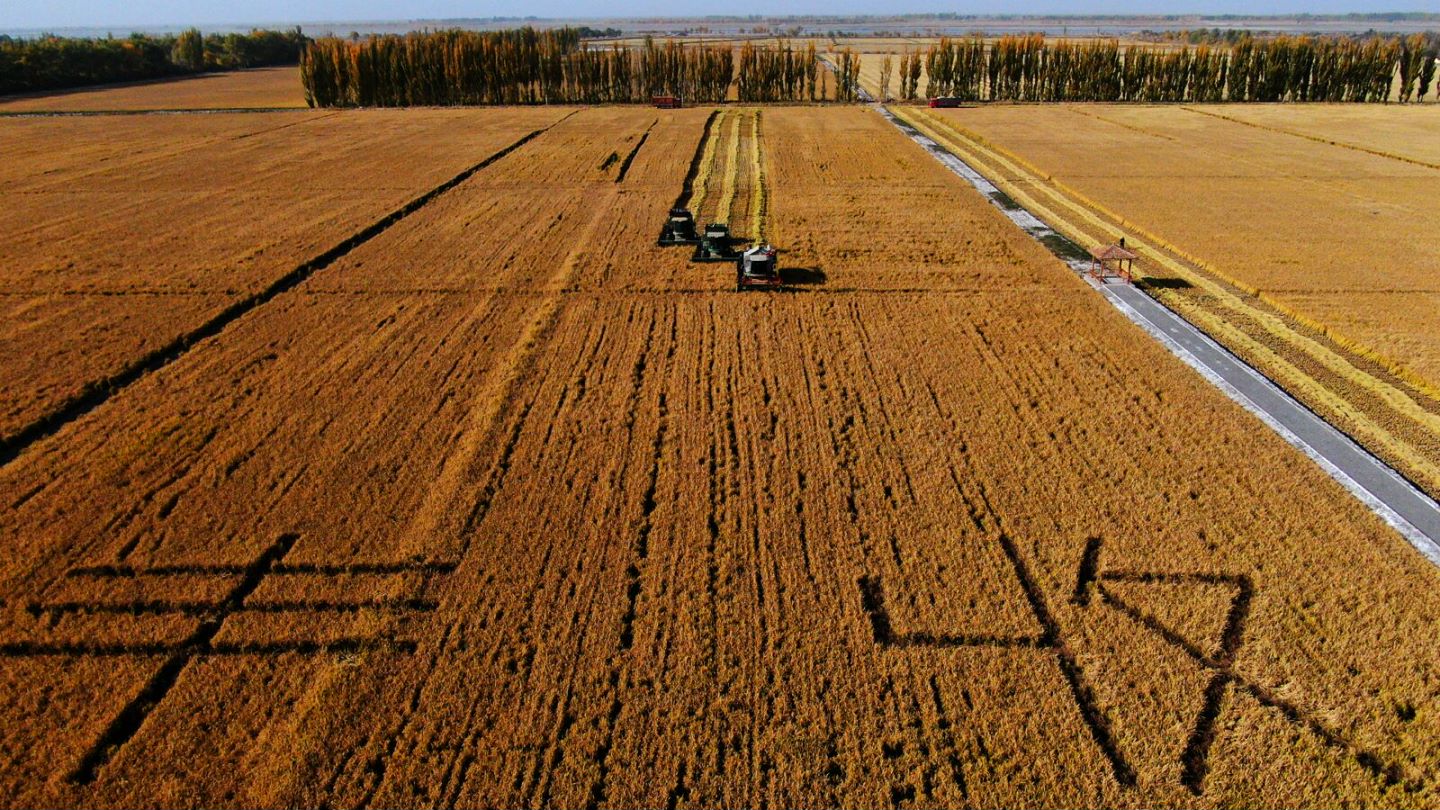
[894,33,1436,103]
[301,28,1436,107]
[301,28,822,106]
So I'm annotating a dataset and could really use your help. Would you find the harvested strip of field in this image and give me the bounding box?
[684,108,765,241]
[1,106,1439,808]
[0,107,570,442]
[0,66,307,113]
[907,103,1440,500]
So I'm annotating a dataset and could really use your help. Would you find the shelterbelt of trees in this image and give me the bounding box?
[306,26,1436,107]
[907,33,1438,103]
[0,28,309,95]
[301,28,828,106]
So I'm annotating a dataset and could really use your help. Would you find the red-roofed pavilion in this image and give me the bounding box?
[1089,243,1138,283]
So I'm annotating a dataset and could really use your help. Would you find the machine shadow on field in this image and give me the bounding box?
[780,265,827,286]
[1135,276,1194,291]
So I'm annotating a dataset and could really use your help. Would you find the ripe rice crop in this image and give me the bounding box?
[0,105,1438,808]
[0,66,307,112]
[911,102,1440,499]
[0,107,569,444]
[683,108,764,241]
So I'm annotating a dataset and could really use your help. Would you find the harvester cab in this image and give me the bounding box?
[692,223,738,262]
[736,244,782,291]
[658,207,698,246]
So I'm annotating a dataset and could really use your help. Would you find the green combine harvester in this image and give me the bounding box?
[657,207,698,246]
[692,223,738,262]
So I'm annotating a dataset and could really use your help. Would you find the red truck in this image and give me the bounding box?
[653,96,682,109]
[928,97,964,108]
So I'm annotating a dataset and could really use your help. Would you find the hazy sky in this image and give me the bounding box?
[5,0,1432,30]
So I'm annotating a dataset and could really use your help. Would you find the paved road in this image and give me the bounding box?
[877,104,1440,567]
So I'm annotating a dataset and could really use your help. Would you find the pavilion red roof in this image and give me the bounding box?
[1090,243,1138,261]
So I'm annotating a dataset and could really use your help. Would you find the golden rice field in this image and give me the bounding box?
[0,90,1439,808]
[0,66,307,112]
[898,102,1440,503]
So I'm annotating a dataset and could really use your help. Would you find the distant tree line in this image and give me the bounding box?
[900,33,1437,102]
[0,28,309,95]
[300,28,823,106]
[574,27,624,39]
[736,41,821,101]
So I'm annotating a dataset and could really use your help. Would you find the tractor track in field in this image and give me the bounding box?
[879,102,1440,566]
[614,119,657,184]
[0,111,576,471]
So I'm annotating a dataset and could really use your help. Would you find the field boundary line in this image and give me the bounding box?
[1178,105,1440,172]
[0,111,576,470]
[879,102,1440,567]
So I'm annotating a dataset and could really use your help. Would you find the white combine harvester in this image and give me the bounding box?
[735,244,782,292]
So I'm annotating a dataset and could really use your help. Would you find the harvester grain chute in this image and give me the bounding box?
[692,223,739,262]
[657,207,699,246]
[736,244,782,291]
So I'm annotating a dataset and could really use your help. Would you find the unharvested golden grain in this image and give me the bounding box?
[750,110,768,241]
[0,106,570,440]
[0,66,306,112]
[0,107,1438,809]
[901,104,1440,498]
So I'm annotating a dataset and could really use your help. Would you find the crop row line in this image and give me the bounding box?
[749,110,768,242]
[613,118,656,183]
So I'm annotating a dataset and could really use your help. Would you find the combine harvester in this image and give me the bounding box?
[735,244,781,291]
[657,209,782,292]
[657,208,699,246]
[691,222,739,263]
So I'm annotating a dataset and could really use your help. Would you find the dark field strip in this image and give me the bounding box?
[1080,533,1423,797]
[0,114,575,470]
[66,531,300,784]
[856,530,1137,789]
[0,638,418,658]
[614,119,656,184]
[26,597,439,617]
[11,529,442,786]
[675,110,721,210]
[67,561,457,578]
